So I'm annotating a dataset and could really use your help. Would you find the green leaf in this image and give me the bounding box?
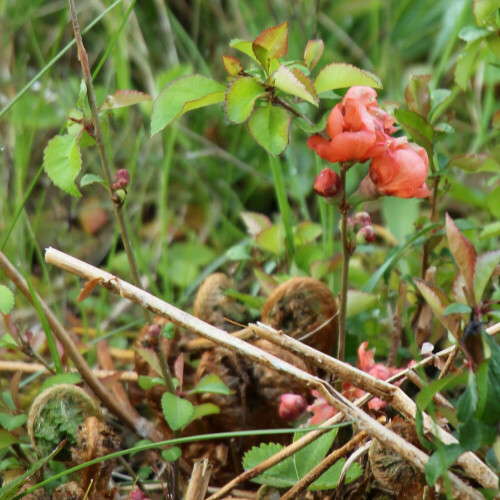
[0,413,27,432]
[475,333,500,425]
[416,371,468,411]
[346,290,377,318]
[224,77,265,123]
[449,153,490,173]
[162,446,182,462]
[459,26,493,42]
[473,250,500,301]
[253,21,288,69]
[43,134,82,197]
[135,347,162,376]
[425,443,463,486]
[405,74,431,117]
[100,90,151,110]
[247,104,291,156]
[455,39,483,91]
[304,39,324,70]
[457,371,478,423]
[255,224,284,256]
[473,0,500,26]
[240,212,272,237]
[0,429,20,450]
[137,375,166,390]
[189,374,231,395]
[79,173,104,187]
[229,39,260,63]
[480,221,500,240]
[271,65,318,105]
[76,79,87,109]
[40,373,82,392]
[443,303,471,316]
[446,213,477,300]
[151,75,225,135]
[222,55,243,77]
[293,111,329,134]
[293,221,322,246]
[394,108,434,155]
[294,427,338,479]
[190,403,220,422]
[487,184,500,217]
[314,63,382,94]
[0,285,15,314]
[311,458,363,490]
[459,416,497,451]
[161,392,195,431]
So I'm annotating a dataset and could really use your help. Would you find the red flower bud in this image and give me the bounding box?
[129,490,152,500]
[112,169,130,191]
[279,393,307,421]
[353,211,371,230]
[356,225,376,244]
[314,168,343,201]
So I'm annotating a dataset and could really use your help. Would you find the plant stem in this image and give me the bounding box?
[68,0,151,324]
[337,164,349,362]
[420,175,440,278]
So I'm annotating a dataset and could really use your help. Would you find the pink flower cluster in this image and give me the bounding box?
[308,87,431,199]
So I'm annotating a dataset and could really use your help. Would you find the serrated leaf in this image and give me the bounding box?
[346,290,377,318]
[0,413,27,432]
[40,373,82,392]
[100,90,151,111]
[443,303,472,316]
[162,446,182,462]
[414,279,461,337]
[457,371,478,423]
[253,21,288,60]
[229,39,260,63]
[271,65,318,105]
[487,184,500,217]
[473,0,500,26]
[455,39,483,91]
[294,427,338,479]
[224,77,265,123]
[79,173,104,187]
[394,108,434,155]
[425,443,463,486]
[304,39,324,70]
[473,250,500,301]
[223,55,243,76]
[247,104,291,156]
[311,458,363,490]
[151,75,225,135]
[0,285,15,314]
[190,403,220,422]
[314,63,382,94]
[161,392,195,431]
[240,211,272,236]
[43,135,82,197]
[189,374,231,395]
[405,74,431,117]
[446,213,477,300]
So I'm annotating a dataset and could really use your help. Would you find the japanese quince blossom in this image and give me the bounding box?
[308,86,431,200]
[307,342,405,425]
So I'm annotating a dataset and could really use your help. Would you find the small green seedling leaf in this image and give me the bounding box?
[271,65,318,105]
[225,77,265,123]
[346,290,377,318]
[151,75,225,135]
[405,74,431,117]
[0,429,20,450]
[255,224,284,256]
[43,134,82,197]
[189,374,231,395]
[100,90,151,111]
[137,376,166,390]
[443,303,471,316]
[162,446,182,462]
[459,26,493,42]
[79,173,104,187]
[190,403,220,422]
[445,213,477,300]
[135,347,162,376]
[425,443,463,486]
[40,373,83,392]
[314,63,382,94]
[247,104,291,155]
[293,221,322,246]
[0,413,27,432]
[0,285,15,314]
[76,80,87,109]
[304,39,324,70]
[222,55,243,77]
[161,392,195,431]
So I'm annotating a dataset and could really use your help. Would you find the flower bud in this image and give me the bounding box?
[353,211,371,230]
[356,225,376,244]
[313,168,343,203]
[112,169,130,191]
[278,393,307,421]
[129,490,152,500]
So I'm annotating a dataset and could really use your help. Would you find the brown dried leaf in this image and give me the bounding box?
[78,278,103,302]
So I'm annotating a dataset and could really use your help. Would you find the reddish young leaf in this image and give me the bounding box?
[78,278,104,302]
[222,55,243,77]
[174,353,184,393]
[270,65,318,105]
[445,213,477,302]
[253,21,288,59]
[304,39,324,70]
[405,74,431,117]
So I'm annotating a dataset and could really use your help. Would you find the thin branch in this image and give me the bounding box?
[438,345,460,380]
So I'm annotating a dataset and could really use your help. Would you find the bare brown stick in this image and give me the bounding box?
[437,345,459,380]
[280,431,368,500]
[185,460,212,500]
[0,251,161,442]
[67,0,151,325]
[44,248,493,497]
[388,280,406,367]
[0,360,139,381]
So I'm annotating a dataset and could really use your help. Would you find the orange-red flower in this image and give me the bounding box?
[307,86,396,163]
[369,137,431,199]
